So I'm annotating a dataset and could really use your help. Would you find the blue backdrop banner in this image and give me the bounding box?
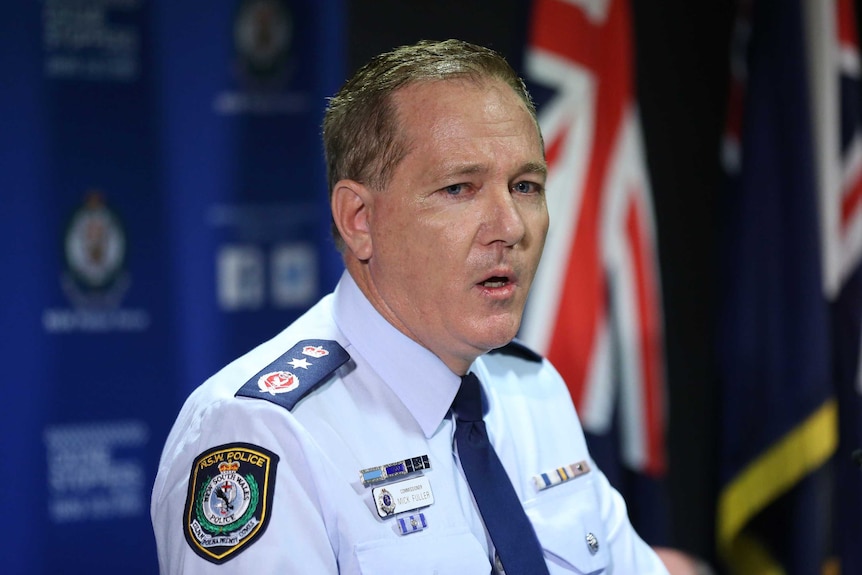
[0,1,344,572]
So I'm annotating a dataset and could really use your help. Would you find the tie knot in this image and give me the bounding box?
[452,372,484,422]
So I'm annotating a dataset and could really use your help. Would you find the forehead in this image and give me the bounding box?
[391,78,542,157]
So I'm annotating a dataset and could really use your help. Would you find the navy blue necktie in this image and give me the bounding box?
[452,372,549,575]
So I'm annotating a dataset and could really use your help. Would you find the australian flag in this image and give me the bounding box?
[520,0,669,546]
[717,0,842,572]
[808,0,862,572]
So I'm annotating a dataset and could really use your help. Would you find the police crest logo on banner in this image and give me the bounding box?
[43,191,151,333]
[64,191,127,304]
[215,0,302,114]
[234,0,292,82]
[183,443,279,564]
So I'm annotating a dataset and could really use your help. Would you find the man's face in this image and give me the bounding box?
[361,78,548,373]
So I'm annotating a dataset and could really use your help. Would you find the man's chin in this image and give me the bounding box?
[473,324,522,354]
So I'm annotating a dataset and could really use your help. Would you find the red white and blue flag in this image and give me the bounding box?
[807,0,862,571]
[717,0,845,571]
[809,0,862,297]
[520,0,667,480]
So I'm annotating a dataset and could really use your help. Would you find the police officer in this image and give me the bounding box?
[151,39,670,574]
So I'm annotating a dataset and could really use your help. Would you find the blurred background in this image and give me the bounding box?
[2,0,860,573]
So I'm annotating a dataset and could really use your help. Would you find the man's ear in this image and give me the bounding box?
[331,179,373,260]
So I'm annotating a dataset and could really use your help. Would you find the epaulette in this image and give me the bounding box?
[488,339,543,363]
[235,339,350,411]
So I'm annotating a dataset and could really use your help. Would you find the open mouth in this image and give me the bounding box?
[481,276,510,288]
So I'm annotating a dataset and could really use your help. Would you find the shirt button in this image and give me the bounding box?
[586,532,599,554]
[494,552,506,574]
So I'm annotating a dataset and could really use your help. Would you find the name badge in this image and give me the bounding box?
[372,476,434,518]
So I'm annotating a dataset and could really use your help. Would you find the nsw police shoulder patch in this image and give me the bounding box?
[183,443,279,564]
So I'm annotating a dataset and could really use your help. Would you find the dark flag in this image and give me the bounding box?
[717,0,838,572]
[806,0,862,572]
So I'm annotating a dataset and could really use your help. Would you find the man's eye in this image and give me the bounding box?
[513,181,542,194]
[444,184,465,195]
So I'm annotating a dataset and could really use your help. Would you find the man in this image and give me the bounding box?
[151,39,669,574]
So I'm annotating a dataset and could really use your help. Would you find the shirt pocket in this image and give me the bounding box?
[354,526,490,575]
[524,475,610,574]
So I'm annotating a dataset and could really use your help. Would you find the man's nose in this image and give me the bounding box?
[478,186,526,247]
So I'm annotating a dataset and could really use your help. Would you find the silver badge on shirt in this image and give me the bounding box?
[372,476,435,518]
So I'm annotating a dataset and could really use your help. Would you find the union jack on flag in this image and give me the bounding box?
[520,0,667,477]
[808,0,862,298]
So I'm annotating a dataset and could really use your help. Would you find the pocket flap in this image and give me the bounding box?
[354,526,490,575]
[526,479,610,574]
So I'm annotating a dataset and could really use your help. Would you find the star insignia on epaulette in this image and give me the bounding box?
[288,358,311,369]
[235,340,350,412]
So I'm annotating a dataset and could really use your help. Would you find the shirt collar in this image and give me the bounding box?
[333,271,461,438]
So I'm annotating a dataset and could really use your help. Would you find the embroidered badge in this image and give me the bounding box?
[183,443,279,564]
[301,344,329,358]
[257,371,299,395]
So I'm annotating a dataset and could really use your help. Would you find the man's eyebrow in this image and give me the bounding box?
[436,163,486,179]
[434,161,548,180]
[519,161,548,179]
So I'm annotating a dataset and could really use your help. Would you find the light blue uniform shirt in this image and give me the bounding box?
[151,272,668,574]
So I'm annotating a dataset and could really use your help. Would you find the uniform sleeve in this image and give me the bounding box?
[151,396,339,574]
[593,465,670,574]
